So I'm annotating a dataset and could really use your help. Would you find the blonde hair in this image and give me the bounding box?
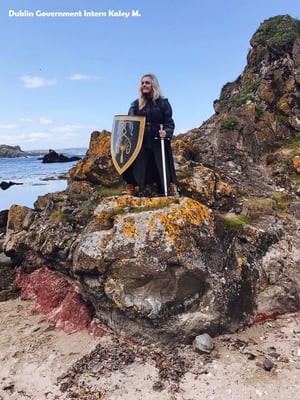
[138,74,164,110]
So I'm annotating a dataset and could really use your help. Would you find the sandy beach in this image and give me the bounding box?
[0,296,299,400]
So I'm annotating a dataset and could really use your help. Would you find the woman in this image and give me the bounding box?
[122,74,177,196]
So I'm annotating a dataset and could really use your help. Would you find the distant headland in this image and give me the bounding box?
[0,144,43,158]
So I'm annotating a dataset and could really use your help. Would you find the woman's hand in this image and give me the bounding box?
[159,129,167,138]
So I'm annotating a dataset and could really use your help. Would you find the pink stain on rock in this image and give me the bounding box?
[15,266,94,334]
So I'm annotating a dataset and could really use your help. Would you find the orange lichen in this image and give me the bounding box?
[292,156,300,173]
[278,101,290,115]
[237,257,243,269]
[122,217,137,239]
[7,205,30,231]
[216,181,235,197]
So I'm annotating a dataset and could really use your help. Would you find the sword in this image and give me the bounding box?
[160,124,168,197]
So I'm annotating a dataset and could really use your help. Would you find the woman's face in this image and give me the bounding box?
[141,77,152,95]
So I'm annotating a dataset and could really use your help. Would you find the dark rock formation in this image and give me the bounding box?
[0,181,23,190]
[41,149,81,163]
[2,15,300,342]
[0,210,8,236]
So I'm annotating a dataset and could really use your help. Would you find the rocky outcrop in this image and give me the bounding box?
[0,181,23,191]
[181,15,300,194]
[2,15,300,342]
[41,149,81,163]
[0,145,39,158]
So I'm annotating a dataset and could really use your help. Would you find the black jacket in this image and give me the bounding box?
[123,97,177,192]
[128,98,175,147]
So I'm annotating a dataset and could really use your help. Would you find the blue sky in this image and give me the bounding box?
[0,0,299,150]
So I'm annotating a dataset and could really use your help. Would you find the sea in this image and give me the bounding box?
[0,148,87,211]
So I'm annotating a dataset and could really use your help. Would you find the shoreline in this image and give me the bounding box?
[0,295,299,400]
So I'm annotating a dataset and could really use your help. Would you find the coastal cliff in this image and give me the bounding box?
[2,15,300,343]
[0,144,38,158]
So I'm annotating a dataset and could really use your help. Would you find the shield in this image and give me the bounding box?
[111,115,145,174]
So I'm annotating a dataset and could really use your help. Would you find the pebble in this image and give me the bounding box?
[193,333,214,354]
[263,358,273,371]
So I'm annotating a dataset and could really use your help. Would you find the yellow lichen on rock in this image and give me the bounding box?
[7,205,33,232]
[292,156,300,173]
[238,257,243,269]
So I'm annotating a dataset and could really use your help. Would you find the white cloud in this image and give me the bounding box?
[51,124,83,133]
[20,118,34,123]
[68,74,100,81]
[39,117,53,125]
[0,124,18,129]
[21,75,57,88]
[69,74,90,81]
[0,132,50,145]
[26,132,51,140]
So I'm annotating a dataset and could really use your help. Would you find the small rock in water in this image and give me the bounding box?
[193,333,214,354]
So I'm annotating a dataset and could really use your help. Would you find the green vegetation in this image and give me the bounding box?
[266,133,300,165]
[95,183,125,197]
[218,213,250,232]
[50,209,77,224]
[52,196,65,203]
[270,191,290,211]
[69,193,90,202]
[176,167,194,179]
[241,192,291,220]
[220,115,239,131]
[131,198,178,214]
[242,198,277,219]
[105,207,127,219]
[286,133,300,149]
[255,105,265,121]
[236,78,261,106]
[276,113,289,126]
[256,15,300,55]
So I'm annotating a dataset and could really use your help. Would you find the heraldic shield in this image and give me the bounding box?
[111,115,145,174]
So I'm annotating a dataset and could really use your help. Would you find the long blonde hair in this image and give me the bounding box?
[138,74,164,110]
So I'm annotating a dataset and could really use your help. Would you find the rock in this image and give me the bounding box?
[2,15,300,343]
[193,333,214,353]
[263,358,274,371]
[15,266,92,334]
[0,253,15,267]
[0,211,8,238]
[0,181,23,190]
[41,149,81,163]
[69,130,120,186]
[0,144,39,158]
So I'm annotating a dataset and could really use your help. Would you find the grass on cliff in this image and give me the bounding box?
[131,198,179,213]
[265,133,300,166]
[256,15,300,55]
[242,192,290,220]
[95,183,126,197]
[220,114,239,131]
[286,133,300,152]
[176,167,194,179]
[218,213,250,232]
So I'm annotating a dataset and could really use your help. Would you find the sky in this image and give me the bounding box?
[0,0,299,151]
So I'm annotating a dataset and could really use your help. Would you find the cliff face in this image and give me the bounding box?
[3,15,300,342]
[183,15,300,193]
